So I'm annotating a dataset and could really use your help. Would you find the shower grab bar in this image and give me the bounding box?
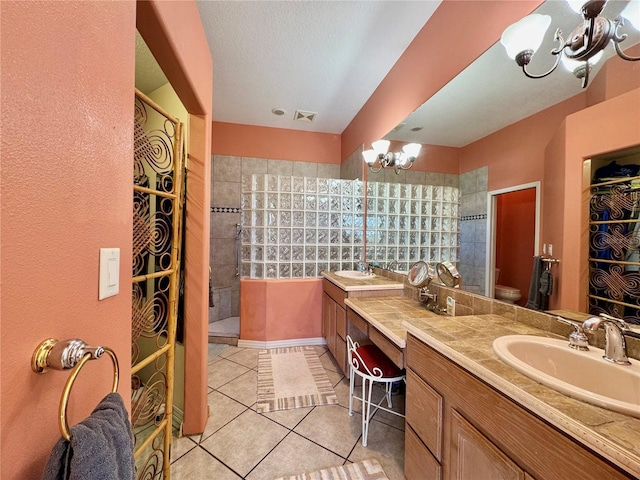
[235,223,242,277]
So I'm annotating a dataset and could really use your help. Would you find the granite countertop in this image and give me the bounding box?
[321,271,405,292]
[344,296,441,348]
[402,313,640,479]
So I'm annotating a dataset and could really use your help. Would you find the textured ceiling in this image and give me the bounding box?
[134,30,167,95]
[196,0,441,133]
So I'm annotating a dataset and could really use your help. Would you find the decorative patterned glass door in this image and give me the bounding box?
[589,175,640,324]
[131,89,185,479]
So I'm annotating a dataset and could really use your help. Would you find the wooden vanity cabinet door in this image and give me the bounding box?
[335,335,347,373]
[322,293,336,356]
[335,305,347,372]
[405,425,442,480]
[449,409,525,480]
[406,369,443,461]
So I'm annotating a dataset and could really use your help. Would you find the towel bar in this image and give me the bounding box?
[31,338,120,441]
[541,257,560,265]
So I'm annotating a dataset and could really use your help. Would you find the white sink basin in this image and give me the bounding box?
[334,270,375,279]
[493,335,640,418]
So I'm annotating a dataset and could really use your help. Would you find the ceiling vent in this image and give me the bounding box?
[391,123,406,132]
[294,110,317,122]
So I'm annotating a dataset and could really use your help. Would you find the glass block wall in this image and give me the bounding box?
[241,174,460,278]
[365,182,460,272]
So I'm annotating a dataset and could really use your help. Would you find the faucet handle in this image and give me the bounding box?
[555,316,589,351]
[598,313,630,330]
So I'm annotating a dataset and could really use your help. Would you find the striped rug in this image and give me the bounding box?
[256,346,338,413]
[274,459,389,480]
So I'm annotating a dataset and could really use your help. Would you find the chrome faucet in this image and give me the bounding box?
[357,261,373,275]
[555,316,589,351]
[582,314,635,365]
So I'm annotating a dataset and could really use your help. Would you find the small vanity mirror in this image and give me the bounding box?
[436,261,461,288]
[408,261,433,288]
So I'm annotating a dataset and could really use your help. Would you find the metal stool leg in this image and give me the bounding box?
[385,381,393,408]
[362,376,376,447]
[348,363,355,417]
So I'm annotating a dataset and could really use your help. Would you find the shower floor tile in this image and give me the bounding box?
[209,316,240,337]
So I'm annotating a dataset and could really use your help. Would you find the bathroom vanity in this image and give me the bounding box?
[402,315,640,480]
[321,272,640,479]
[320,272,404,373]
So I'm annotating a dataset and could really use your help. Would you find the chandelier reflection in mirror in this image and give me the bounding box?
[500,0,640,88]
[362,140,422,174]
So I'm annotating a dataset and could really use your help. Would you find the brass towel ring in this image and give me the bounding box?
[31,339,119,441]
[59,347,119,441]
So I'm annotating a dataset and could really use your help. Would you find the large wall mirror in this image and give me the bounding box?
[359,0,640,310]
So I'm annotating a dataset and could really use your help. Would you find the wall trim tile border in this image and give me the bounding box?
[211,207,242,213]
[461,214,487,221]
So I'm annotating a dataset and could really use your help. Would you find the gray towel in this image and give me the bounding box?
[539,270,553,296]
[525,256,544,310]
[42,392,135,480]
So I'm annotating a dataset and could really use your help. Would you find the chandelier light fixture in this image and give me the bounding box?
[362,140,422,174]
[500,0,640,88]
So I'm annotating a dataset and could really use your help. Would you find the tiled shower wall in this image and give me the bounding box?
[210,155,340,318]
[340,144,364,180]
[458,166,488,295]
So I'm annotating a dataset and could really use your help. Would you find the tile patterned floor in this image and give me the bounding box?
[171,344,406,479]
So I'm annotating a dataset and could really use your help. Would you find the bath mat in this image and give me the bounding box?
[256,346,338,413]
[274,458,389,480]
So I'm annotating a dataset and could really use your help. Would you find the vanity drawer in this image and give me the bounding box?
[405,424,441,480]
[370,327,404,368]
[347,307,369,336]
[406,368,443,461]
[323,279,347,307]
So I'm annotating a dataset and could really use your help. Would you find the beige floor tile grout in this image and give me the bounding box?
[176,344,405,479]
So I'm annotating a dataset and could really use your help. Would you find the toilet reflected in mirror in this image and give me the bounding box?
[495,268,522,304]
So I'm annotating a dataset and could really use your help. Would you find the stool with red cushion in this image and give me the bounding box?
[347,335,405,447]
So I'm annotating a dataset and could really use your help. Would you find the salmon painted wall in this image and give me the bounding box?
[240,280,323,341]
[341,0,543,161]
[586,44,640,107]
[546,88,640,311]
[496,189,537,306]
[460,94,587,191]
[137,0,213,435]
[212,121,341,164]
[387,140,460,174]
[1,1,136,478]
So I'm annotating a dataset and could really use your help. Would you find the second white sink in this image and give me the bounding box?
[334,270,375,279]
[493,335,640,418]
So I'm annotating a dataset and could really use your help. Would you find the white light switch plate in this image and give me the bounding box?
[99,248,120,300]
